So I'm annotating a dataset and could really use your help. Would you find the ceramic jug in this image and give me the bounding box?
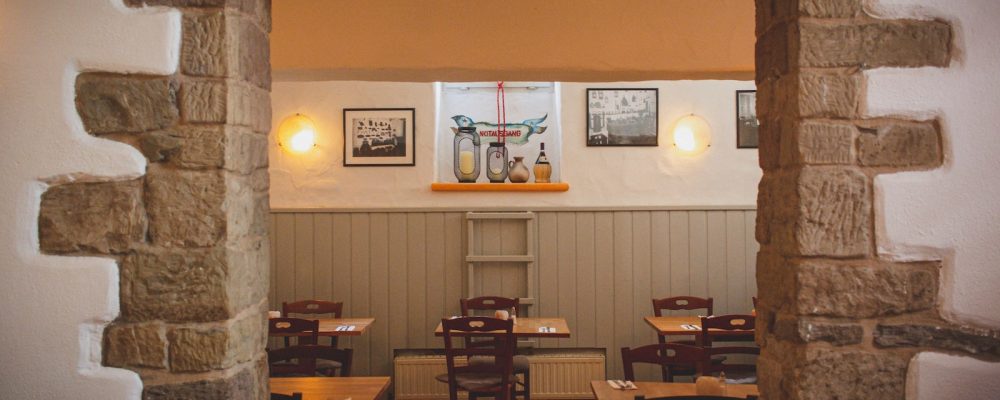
[508,156,530,183]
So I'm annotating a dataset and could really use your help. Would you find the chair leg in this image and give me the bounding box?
[520,371,530,400]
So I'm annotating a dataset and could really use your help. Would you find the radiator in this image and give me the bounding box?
[394,349,605,400]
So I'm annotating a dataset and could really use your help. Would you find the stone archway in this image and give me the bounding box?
[754,1,999,399]
[38,0,272,397]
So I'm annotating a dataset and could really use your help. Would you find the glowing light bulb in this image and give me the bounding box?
[674,126,697,152]
[672,114,712,155]
[277,114,317,154]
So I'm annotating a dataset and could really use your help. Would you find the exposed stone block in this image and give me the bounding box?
[795,167,870,257]
[755,22,793,82]
[182,11,270,89]
[39,179,146,254]
[798,71,862,118]
[76,74,178,134]
[139,131,183,162]
[181,79,228,123]
[228,81,271,133]
[145,165,226,247]
[795,348,909,400]
[799,0,862,18]
[800,20,951,68]
[168,327,227,372]
[142,358,263,400]
[225,238,270,316]
[793,260,938,318]
[224,127,269,173]
[773,316,863,345]
[103,322,167,369]
[875,323,1000,356]
[857,120,941,168]
[784,121,856,165]
[120,246,229,322]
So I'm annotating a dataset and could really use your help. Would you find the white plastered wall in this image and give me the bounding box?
[269,80,761,209]
[864,0,1000,398]
[0,0,178,398]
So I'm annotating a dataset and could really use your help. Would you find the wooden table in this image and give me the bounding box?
[433,317,571,338]
[271,318,375,337]
[644,316,752,338]
[270,376,391,400]
[591,380,758,400]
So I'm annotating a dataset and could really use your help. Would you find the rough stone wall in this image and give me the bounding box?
[754,0,1000,399]
[38,0,271,398]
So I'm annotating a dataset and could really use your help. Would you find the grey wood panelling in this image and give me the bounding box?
[269,209,759,379]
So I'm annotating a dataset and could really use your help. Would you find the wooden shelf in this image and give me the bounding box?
[466,255,536,263]
[431,183,569,192]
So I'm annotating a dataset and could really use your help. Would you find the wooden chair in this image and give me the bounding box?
[461,296,530,399]
[621,343,706,382]
[268,318,319,376]
[283,300,343,347]
[268,345,353,377]
[651,296,713,381]
[700,314,758,382]
[270,393,302,400]
[435,317,518,400]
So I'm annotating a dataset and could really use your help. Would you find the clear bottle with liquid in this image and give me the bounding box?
[533,142,552,183]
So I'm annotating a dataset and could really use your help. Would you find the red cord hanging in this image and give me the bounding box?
[496,81,506,143]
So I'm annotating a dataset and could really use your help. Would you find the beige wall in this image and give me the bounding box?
[271,0,755,81]
[269,208,759,379]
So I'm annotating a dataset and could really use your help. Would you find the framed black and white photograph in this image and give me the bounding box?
[586,88,658,146]
[343,108,415,166]
[736,90,759,148]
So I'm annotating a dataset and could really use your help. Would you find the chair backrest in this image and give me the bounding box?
[441,317,515,396]
[621,343,707,382]
[283,300,343,317]
[700,314,754,346]
[270,392,302,400]
[268,317,319,346]
[652,296,714,317]
[460,296,522,316]
[268,345,353,377]
[703,344,759,376]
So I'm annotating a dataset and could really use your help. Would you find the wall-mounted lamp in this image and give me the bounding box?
[672,114,712,155]
[277,113,317,154]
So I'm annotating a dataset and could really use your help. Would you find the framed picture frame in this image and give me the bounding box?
[586,88,659,146]
[736,90,759,149]
[343,108,416,166]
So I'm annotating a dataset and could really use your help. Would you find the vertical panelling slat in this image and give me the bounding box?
[478,220,503,298]
[406,213,428,347]
[593,212,615,377]
[612,211,633,376]
[425,213,447,340]
[499,218,527,299]
[574,212,597,347]
[368,213,390,376]
[688,211,709,299]
[556,212,577,347]
[350,213,372,375]
[631,211,656,382]
[331,214,353,347]
[274,214,296,313]
[536,212,559,348]
[668,211,691,314]
[725,211,748,313]
[443,213,464,315]
[745,211,759,301]
[293,214,314,300]
[650,211,671,300]
[387,214,409,357]
[313,214,333,301]
[706,211,729,314]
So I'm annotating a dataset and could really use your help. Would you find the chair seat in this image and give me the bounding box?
[469,355,530,373]
[435,372,519,392]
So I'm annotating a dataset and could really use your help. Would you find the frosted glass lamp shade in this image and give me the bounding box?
[277,114,317,154]
[672,114,712,155]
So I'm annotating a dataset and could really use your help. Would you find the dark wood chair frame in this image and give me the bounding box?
[699,314,758,379]
[461,296,529,400]
[651,296,713,381]
[283,300,344,348]
[268,344,353,377]
[621,343,707,382]
[270,392,303,400]
[439,316,517,400]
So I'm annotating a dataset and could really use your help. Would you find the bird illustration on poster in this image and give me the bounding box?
[449,114,548,146]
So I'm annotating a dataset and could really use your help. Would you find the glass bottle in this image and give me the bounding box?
[486,142,509,183]
[453,127,480,183]
[533,142,552,183]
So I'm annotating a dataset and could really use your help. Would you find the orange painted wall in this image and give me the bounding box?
[271,0,755,81]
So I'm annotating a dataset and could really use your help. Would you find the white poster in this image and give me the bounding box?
[436,82,562,183]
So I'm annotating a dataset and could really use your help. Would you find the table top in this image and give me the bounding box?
[434,317,571,338]
[644,316,753,336]
[591,380,758,400]
[270,376,390,400]
[271,318,375,337]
